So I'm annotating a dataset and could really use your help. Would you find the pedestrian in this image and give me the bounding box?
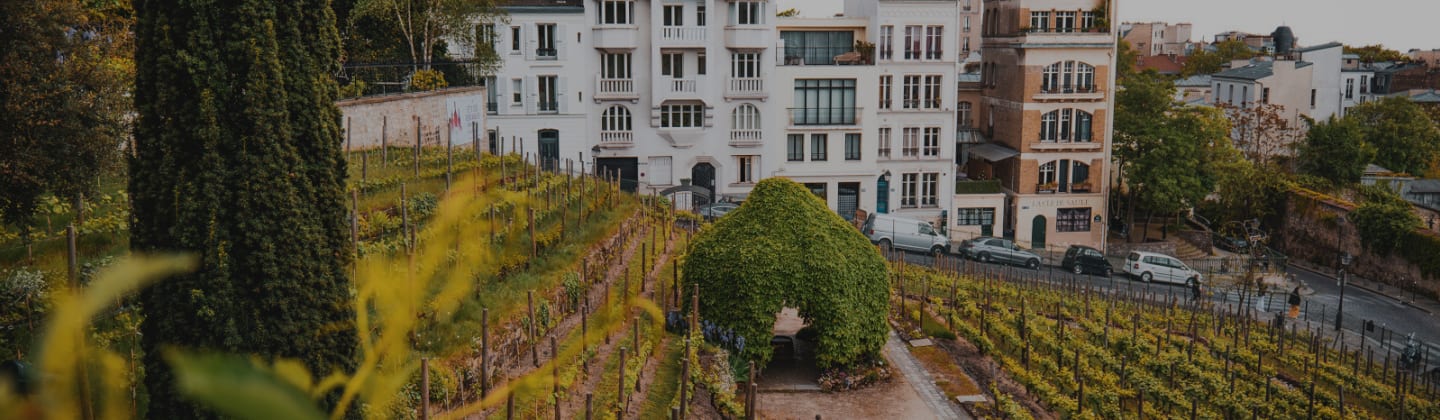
[1287,286,1302,319]
[1190,278,1203,303]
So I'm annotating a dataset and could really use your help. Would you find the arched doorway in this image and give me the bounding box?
[1031,215,1048,250]
[538,129,559,171]
[691,162,716,198]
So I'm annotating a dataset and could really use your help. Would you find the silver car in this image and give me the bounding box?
[957,237,1042,269]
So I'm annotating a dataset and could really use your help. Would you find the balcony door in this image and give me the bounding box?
[538,129,559,171]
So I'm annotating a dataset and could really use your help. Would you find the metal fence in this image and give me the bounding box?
[336,61,489,97]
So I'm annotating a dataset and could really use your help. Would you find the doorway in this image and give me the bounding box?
[538,129,559,171]
[691,162,716,198]
[876,175,889,214]
[838,183,860,221]
[1031,215,1047,250]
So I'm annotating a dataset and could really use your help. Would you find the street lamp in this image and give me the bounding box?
[1335,252,1353,331]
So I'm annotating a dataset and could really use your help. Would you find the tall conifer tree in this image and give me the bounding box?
[132,1,356,416]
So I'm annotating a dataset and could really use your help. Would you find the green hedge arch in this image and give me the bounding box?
[682,178,889,369]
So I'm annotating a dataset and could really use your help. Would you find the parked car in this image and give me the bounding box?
[1061,245,1112,277]
[863,213,950,254]
[696,202,739,221]
[1124,251,1203,286]
[958,237,1042,269]
[1212,222,1251,253]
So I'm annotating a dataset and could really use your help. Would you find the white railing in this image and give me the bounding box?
[729,130,762,142]
[597,77,635,96]
[600,131,633,145]
[660,26,707,43]
[728,78,763,95]
[669,78,697,94]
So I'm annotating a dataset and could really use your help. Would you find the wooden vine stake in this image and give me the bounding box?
[420,358,430,420]
[529,291,539,367]
[481,308,489,399]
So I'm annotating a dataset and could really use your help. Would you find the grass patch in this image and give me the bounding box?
[910,345,981,398]
[638,335,685,419]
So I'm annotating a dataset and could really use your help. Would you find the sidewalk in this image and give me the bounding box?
[1289,261,1439,315]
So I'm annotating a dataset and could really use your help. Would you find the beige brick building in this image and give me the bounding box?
[959,0,1115,251]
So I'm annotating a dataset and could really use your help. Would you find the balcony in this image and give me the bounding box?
[1036,85,1104,101]
[486,102,498,115]
[538,100,559,113]
[899,99,943,111]
[599,131,633,149]
[536,48,557,60]
[729,129,762,147]
[725,25,771,49]
[788,107,860,127]
[594,77,637,100]
[1031,139,1101,151]
[779,47,873,66]
[658,26,707,47]
[725,77,765,99]
[1035,182,1095,194]
[667,78,698,94]
[592,25,638,50]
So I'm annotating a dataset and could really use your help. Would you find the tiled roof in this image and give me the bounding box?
[1408,90,1440,103]
[1136,55,1186,74]
[1213,62,1273,80]
[1174,74,1211,87]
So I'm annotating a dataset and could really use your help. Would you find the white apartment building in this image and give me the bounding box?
[1341,53,1378,115]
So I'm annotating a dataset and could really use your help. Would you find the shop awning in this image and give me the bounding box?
[969,143,1019,162]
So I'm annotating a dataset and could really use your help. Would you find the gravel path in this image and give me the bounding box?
[884,331,971,420]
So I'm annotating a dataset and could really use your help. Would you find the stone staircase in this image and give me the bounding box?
[1173,238,1210,259]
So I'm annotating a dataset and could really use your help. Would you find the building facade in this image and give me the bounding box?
[1121,21,1196,57]
[961,0,1116,251]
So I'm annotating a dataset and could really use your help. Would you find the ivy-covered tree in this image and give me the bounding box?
[682,178,888,370]
[1344,44,1409,63]
[1297,116,1375,186]
[132,0,357,417]
[1349,186,1423,254]
[1346,96,1440,176]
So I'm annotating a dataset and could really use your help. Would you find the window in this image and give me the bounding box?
[787,134,804,161]
[904,26,922,59]
[731,1,764,25]
[697,52,706,75]
[879,75,892,109]
[696,5,706,26]
[902,75,922,109]
[963,37,971,54]
[955,208,996,226]
[1055,11,1076,33]
[878,127,892,158]
[661,53,684,78]
[1241,86,1248,107]
[879,26,894,60]
[511,78,523,104]
[924,75,942,108]
[1057,208,1092,232]
[792,79,857,125]
[732,52,760,78]
[602,53,632,79]
[510,26,521,52]
[482,77,498,112]
[923,127,940,156]
[811,133,828,161]
[902,127,920,156]
[925,26,943,59]
[731,104,761,132]
[601,106,632,132]
[1311,89,1317,108]
[476,25,497,57]
[845,133,861,160]
[660,102,704,128]
[538,76,558,112]
[1043,61,1095,92]
[1039,109,1093,142]
[536,24,556,58]
[661,5,683,26]
[599,0,634,25]
[1262,87,1270,104]
[1345,79,1354,99]
[1030,12,1050,32]
[1360,75,1369,94]
[1038,159,1091,191]
[780,31,855,65]
[738,156,755,183]
[921,173,939,207]
[1039,161,1057,185]
[806,183,827,201]
[901,173,919,208]
[957,102,973,127]
[1081,12,1096,30]
[964,16,971,33]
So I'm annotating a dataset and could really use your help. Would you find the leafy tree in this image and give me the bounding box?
[1296,116,1375,186]
[1344,44,1408,63]
[0,0,131,240]
[1182,39,1258,77]
[1346,96,1440,176]
[1349,186,1423,254]
[351,0,504,70]
[133,0,357,417]
[776,8,800,17]
[1112,70,1176,237]
[1128,106,1226,239]
[1219,102,1305,164]
[682,178,888,369]
[1116,39,1138,79]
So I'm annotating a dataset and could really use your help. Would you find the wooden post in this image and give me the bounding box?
[679,352,689,420]
[481,308,489,399]
[382,115,388,164]
[530,291,539,367]
[446,127,453,191]
[552,336,560,420]
[530,208,537,258]
[400,183,410,252]
[67,225,93,420]
[586,393,593,420]
[420,358,430,420]
[618,347,628,418]
[506,392,515,420]
[413,116,421,177]
[747,361,757,420]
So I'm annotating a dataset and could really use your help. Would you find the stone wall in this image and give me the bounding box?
[1279,191,1439,299]
[336,87,486,150]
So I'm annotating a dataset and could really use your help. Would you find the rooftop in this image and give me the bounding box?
[1411,179,1440,194]
[1297,42,1343,53]
[1213,62,1273,80]
[1174,74,1212,87]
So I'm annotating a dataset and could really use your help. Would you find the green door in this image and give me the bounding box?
[1031,215,1047,250]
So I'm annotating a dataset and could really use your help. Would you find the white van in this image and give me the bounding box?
[863,213,950,254]
[1124,251,1203,286]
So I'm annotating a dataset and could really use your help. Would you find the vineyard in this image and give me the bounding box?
[894,262,1440,419]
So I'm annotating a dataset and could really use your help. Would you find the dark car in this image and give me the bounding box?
[1212,232,1249,253]
[1061,245,1112,277]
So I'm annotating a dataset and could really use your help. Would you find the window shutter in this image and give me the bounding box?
[557,78,569,113]
[525,25,537,60]
[524,77,536,114]
[556,24,567,57]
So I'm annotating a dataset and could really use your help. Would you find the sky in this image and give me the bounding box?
[775,0,1440,53]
